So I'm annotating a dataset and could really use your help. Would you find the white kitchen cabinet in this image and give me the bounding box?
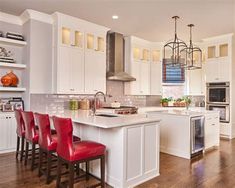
[125,61,150,95]
[204,113,220,150]
[203,34,232,83]
[0,113,17,153]
[186,65,205,95]
[53,12,109,94]
[57,46,84,94]
[125,36,152,95]
[205,60,230,82]
[150,47,162,95]
[84,50,106,94]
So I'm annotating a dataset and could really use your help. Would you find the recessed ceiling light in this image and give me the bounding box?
[112,15,119,20]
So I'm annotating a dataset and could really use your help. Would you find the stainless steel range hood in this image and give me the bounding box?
[106,32,136,82]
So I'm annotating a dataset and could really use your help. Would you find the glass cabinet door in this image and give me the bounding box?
[62,27,71,45]
[74,30,83,48]
[87,34,94,50]
[152,50,161,62]
[133,47,141,61]
[142,49,150,61]
[97,37,104,52]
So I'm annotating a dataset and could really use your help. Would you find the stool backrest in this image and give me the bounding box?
[21,111,37,141]
[52,116,73,160]
[15,109,25,136]
[34,113,52,150]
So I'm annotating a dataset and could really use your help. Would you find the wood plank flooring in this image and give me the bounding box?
[0,139,235,188]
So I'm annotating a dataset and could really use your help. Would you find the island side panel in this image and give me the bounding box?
[123,122,160,188]
[148,113,191,159]
[73,123,125,188]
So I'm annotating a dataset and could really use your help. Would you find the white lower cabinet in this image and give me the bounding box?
[204,113,220,150]
[0,113,17,153]
[84,51,106,94]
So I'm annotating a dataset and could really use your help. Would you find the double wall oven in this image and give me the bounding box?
[206,82,230,123]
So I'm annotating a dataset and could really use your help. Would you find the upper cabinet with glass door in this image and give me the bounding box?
[86,32,105,53]
[132,45,150,63]
[204,34,233,62]
[61,26,84,49]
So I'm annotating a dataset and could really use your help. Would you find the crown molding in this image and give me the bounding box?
[20,9,53,25]
[0,12,22,25]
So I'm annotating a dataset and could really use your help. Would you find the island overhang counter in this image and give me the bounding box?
[44,110,161,188]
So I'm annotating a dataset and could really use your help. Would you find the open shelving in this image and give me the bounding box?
[0,62,26,69]
[0,37,27,46]
[0,87,26,92]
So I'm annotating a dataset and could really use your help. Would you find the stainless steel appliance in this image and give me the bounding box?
[191,116,205,157]
[106,32,136,81]
[207,104,230,123]
[206,82,230,104]
[103,106,138,115]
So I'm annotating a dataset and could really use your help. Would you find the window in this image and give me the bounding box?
[162,61,185,83]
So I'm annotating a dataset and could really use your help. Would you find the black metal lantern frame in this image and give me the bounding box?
[182,24,202,70]
[163,16,188,67]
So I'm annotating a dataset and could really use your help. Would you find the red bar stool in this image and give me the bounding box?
[52,116,106,188]
[21,111,39,171]
[34,112,58,184]
[15,109,25,161]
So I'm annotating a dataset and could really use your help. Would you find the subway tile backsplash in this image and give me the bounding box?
[30,81,204,112]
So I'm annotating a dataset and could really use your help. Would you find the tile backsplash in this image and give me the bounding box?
[30,81,161,112]
[30,81,204,112]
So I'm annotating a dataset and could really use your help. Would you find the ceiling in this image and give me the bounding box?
[0,0,234,42]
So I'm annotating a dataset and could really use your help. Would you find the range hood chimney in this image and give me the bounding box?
[106,32,136,82]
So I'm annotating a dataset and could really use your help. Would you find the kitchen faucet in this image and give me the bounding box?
[92,91,111,115]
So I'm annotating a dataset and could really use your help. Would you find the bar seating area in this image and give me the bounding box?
[14,110,106,188]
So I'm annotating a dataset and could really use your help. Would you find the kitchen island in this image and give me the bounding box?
[143,108,220,159]
[44,110,161,188]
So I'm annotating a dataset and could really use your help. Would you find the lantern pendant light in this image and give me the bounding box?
[163,16,187,67]
[184,24,202,70]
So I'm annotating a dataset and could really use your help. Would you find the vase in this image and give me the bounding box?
[1,73,12,87]
[7,71,19,87]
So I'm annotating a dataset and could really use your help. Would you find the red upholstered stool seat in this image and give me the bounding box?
[53,116,106,188]
[67,141,105,162]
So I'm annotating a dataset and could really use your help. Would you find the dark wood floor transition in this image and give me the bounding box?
[1,139,235,188]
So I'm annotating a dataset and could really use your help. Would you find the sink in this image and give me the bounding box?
[95,113,118,118]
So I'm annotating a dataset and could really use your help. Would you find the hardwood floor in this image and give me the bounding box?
[1,139,235,188]
[137,139,235,188]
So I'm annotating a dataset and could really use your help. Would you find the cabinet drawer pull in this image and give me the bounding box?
[211,124,215,126]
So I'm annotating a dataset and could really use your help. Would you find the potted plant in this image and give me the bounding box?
[182,96,191,109]
[160,98,169,107]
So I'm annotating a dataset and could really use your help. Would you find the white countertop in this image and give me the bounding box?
[44,110,161,129]
[138,106,219,116]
